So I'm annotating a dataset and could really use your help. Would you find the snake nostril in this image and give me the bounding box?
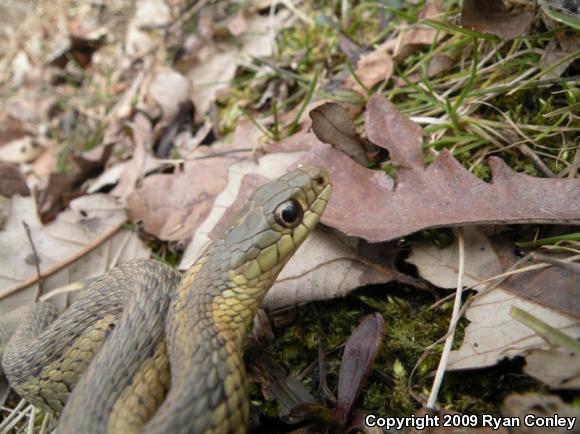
[314,176,325,186]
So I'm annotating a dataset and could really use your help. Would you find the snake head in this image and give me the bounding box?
[223,166,332,289]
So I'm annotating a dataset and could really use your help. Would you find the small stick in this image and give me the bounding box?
[0,221,125,300]
[518,143,556,178]
[22,221,43,301]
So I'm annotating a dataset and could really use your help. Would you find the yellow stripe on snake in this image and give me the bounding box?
[0,167,332,434]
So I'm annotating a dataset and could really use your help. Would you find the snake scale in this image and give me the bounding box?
[0,167,332,434]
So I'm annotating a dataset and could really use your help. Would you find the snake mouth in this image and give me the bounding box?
[299,166,331,195]
[299,167,331,231]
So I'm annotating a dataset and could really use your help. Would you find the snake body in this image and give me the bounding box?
[0,167,332,434]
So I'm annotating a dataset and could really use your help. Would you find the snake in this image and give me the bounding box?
[0,166,332,434]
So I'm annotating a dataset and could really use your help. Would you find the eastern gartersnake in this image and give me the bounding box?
[1,166,331,434]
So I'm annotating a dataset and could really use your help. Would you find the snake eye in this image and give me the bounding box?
[274,200,303,228]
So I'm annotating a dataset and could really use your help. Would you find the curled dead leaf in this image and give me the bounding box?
[0,136,43,164]
[310,103,371,166]
[335,313,384,422]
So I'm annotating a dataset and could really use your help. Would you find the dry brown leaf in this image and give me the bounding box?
[398,53,455,85]
[408,227,579,317]
[87,138,166,196]
[36,172,82,222]
[46,29,106,69]
[540,31,580,79]
[345,46,394,94]
[74,143,113,176]
[297,95,580,242]
[34,144,113,222]
[188,48,239,117]
[310,103,371,166]
[0,163,30,197]
[442,285,578,371]
[0,194,150,314]
[227,12,248,36]
[0,136,43,164]
[407,227,580,371]
[10,51,32,88]
[231,119,267,151]
[391,0,444,61]
[147,67,192,121]
[125,0,172,57]
[110,112,166,202]
[461,0,535,40]
[341,1,444,94]
[426,53,455,77]
[187,10,292,116]
[524,348,580,389]
[502,393,580,433]
[127,145,250,242]
[264,228,404,309]
[5,97,54,126]
[30,146,58,182]
[280,99,363,134]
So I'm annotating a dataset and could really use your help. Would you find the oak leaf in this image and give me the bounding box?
[302,95,580,242]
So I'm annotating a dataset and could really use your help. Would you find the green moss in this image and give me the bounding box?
[262,280,546,421]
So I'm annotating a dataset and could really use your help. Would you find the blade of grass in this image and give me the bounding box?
[511,306,580,354]
[287,73,318,136]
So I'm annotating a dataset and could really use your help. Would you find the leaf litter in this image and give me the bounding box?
[408,226,579,382]
[0,194,149,314]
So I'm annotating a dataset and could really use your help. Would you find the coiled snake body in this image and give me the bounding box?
[0,167,331,434]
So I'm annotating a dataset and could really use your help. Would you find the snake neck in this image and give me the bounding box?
[177,242,284,342]
[209,279,273,343]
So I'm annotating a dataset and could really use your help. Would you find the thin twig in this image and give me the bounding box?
[157,148,254,165]
[0,221,125,300]
[426,227,465,409]
[22,221,43,302]
[168,0,210,35]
